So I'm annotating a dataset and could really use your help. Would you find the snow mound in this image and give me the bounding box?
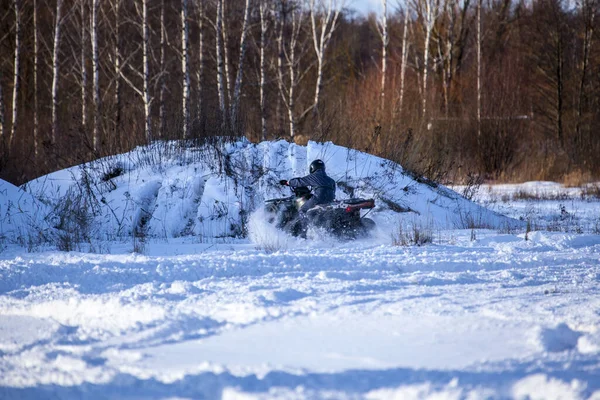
[577,331,600,354]
[512,374,585,400]
[19,139,520,243]
[532,323,582,352]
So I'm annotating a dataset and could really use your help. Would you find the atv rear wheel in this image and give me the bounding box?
[361,218,376,231]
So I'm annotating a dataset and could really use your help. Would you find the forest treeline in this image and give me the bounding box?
[0,0,599,186]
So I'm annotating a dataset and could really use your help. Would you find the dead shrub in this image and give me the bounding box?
[392,219,433,246]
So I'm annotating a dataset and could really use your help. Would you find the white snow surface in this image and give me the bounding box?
[1,140,599,399]
[0,180,51,244]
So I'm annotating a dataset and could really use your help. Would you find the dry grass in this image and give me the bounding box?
[581,184,600,200]
[562,170,593,188]
[509,190,573,202]
[392,220,433,246]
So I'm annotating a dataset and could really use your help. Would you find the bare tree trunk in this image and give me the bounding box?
[528,0,567,153]
[556,32,564,149]
[80,0,87,133]
[275,4,308,139]
[9,0,21,149]
[576,0,595,144]
[221,0,232,107]
[195,0,204,122]
[422,27,430,119]
[477,0,481,138]
[276,3,287,136]
[231,0,251,130]
[288,41,296,139]
[309,0,341,119]
[0,70,4,142]
[33,0,39,158]
[216,0,226,125]
[181,0,191,138]
[52,0,64,145]
[113,0,121,139]
[259,0,268,141]
[439,0,450,116]
[378,0,388,113]
[287,8,303,138]
[436,38,448,117]
[143,0,152,142]
[117,1,155,143]
[399,8,410,117]
[436,0,465,117]
[92,0,101,152]
[159,0,166,138]
[422,0,436,119]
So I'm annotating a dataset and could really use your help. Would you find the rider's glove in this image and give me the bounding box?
[279,179,288,186]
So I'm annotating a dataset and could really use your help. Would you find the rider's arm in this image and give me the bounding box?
[288,174,317,188]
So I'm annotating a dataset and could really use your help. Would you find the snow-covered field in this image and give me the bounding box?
[1,141,600,399]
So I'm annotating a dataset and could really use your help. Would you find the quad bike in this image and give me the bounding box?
[264,186,376,239]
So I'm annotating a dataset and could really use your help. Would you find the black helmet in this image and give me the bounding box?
[309,159,325,174]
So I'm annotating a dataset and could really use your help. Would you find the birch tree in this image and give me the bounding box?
[376,0,388,113]
[51,0,64,145]
[277,3,306,138]
[92,0,101,151]
[418,0,439,119]
[0,70,4,142]
[80,0,87,133]
[215,0,227,124]
[287,9,302,138]
[309,0,342,118]
[137,0,153,142]
[158,0,166,137]
[276,0,289,135]
[9,0,21,149]
[477,0,481,138]
[434,0,472,116]
[195,0,204,122]
[116,0,153,142]
[398,6,410,117]
[112,0,122,137]
[181,0,191,138]
[33,0,39,157]
[259,0,270,140]
[230,0,252,129]
[221,1,232,108]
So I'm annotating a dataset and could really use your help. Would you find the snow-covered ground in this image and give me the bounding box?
[1,141,600,399]
[453,181,600,234]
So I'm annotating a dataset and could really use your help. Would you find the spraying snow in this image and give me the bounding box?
[247,207,296,252]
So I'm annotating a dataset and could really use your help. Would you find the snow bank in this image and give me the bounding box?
[19,139,520,243]
[0,179,51,245]
[530,323,582,352]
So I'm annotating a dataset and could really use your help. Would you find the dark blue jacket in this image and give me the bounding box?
[288,169,336,209]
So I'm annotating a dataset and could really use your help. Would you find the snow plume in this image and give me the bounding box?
[247,207,295,252]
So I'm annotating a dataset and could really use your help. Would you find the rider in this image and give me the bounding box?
[280,159,336,213]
